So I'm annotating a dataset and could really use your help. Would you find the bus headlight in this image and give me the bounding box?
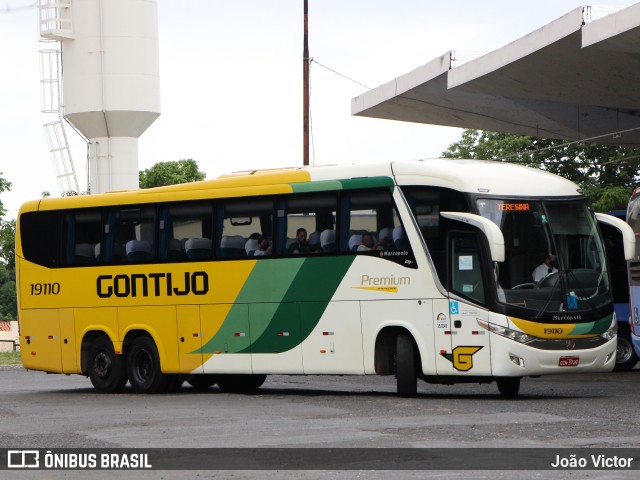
[599,319,617,341]
[477,319,536,344]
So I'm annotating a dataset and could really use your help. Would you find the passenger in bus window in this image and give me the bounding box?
[532,253,557,283]
[289,228,317,254]
[254,236,273,257]
[357,232,385,252]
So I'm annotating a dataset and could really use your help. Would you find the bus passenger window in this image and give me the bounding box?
[281,192,337,255]
[158,202,213,261]
[344,189,402,255]
[106,206,156,264]
[61,209,102,266]
[218,198,273,259]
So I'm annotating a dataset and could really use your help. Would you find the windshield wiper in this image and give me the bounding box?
[533,270,566,320]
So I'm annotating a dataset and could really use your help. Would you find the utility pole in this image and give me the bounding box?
[303,0,310,166]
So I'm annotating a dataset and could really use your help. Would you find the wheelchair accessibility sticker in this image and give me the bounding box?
[566,294,578,310]
[450,301,459,315]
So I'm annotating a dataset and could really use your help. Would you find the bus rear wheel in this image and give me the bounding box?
[88,336,128,393]
[496,377,520,397]
[216,374,267,393]
[395,333,418,397]
[126,336,172,394]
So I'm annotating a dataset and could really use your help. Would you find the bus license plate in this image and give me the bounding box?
[559,356,579,367]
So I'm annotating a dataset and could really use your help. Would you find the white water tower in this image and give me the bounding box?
[39,0,161,194]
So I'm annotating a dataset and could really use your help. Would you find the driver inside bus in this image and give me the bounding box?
[532,253,558,283]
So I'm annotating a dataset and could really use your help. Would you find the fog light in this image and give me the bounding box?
[509,353,525,368]
[605,351,615,364]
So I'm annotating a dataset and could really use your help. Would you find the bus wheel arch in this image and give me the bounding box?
[82,332,128,394]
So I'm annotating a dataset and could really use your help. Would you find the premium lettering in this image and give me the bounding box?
[360,274,410,286]
[97,272,209,298]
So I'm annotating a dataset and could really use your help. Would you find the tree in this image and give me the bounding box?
[442,130,640,211]
[0,172,15,319]
[139,159,206,189]
[0,220,15,271]
[0,172,11,219]
[0,264,16,320]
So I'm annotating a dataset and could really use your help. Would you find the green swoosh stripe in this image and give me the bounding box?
[569,314,613,335]
[290,176,394,193]
[199,256,354,354]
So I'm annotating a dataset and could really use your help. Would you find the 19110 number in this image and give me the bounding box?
[544,327,563,335]
[30,283,61,295]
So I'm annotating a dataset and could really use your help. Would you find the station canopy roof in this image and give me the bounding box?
[351,4,640,146]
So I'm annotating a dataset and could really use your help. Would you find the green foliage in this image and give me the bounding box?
[139,159,206,189]
[0,172,15,319]
[442,129,640,211]
[0,264,16,320]
[0,172,12,219]
[0,220,15,270]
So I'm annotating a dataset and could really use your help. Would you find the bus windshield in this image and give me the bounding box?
[476,198,611,318]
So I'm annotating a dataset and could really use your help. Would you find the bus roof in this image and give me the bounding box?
[20,159,582,213]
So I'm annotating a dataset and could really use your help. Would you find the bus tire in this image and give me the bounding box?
[187,375,218,391]
[126,336,168,394]
[216,374,267,393]
[88,336,128,393]
[614,328,639,371]
[396,332,418,397]
[496,377,520,397]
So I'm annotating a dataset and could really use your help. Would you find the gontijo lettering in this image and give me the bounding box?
[97,271,209,298]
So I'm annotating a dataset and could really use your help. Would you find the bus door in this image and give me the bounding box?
[438,232,492,376]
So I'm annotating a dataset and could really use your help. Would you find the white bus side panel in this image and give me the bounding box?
[301,301,364,374]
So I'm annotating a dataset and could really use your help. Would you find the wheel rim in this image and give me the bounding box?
[93,351,112,379]
[134,349,154,383]
[616,338,634,363]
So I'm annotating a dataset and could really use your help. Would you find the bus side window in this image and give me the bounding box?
[342,189,404,255]
[158,202,213,261]
[281,192,337,255]
[105,206,156,264]
[217,197,273,259]
[61,209,102,266]
[20,211,61,268]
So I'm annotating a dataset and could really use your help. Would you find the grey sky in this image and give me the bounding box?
[1,1,638,218]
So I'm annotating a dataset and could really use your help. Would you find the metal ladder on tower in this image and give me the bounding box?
[38,0,80,195]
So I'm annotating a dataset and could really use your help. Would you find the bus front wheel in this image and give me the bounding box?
[395,333,418,397]
[127,336,171,394]
[88,336,128,394]
[496,377,520,397]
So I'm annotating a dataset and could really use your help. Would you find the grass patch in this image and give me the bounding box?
[0,351,22,366]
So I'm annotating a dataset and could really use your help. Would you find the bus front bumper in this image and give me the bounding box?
[488,333,617,377]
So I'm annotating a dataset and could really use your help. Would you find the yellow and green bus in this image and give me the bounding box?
[16,160,634,396]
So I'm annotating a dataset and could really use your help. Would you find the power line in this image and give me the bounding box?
[311,59,371,90]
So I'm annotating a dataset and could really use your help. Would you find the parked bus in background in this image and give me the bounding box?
[626,193,640,363]
[16,160,636,397]
[601,210,638,370]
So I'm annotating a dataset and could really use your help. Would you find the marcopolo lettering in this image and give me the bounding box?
[97,272,209,298]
